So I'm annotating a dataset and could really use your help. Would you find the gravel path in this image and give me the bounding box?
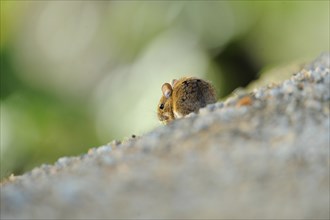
[1,53,329,219]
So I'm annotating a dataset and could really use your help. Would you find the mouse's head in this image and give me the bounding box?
[157,83,174,124]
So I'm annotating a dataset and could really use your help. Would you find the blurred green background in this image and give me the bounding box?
[1,1,329,179]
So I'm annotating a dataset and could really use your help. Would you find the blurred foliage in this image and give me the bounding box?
[0,1,329,179]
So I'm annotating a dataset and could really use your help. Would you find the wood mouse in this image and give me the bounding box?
[157,77,217,124]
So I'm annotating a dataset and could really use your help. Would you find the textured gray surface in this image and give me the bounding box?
[1,53,329,219]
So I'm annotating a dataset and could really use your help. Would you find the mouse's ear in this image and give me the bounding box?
[161,83,172,98]
[171,79,178,87]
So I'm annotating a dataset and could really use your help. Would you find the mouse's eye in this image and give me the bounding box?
[159,103,164,110]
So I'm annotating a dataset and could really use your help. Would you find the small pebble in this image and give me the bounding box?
[185,112,197,118]
[215,102,224,109]
[236,96,253,107]
[282,80,296,94]
[56,157,70,168]
[96,145,112,154]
